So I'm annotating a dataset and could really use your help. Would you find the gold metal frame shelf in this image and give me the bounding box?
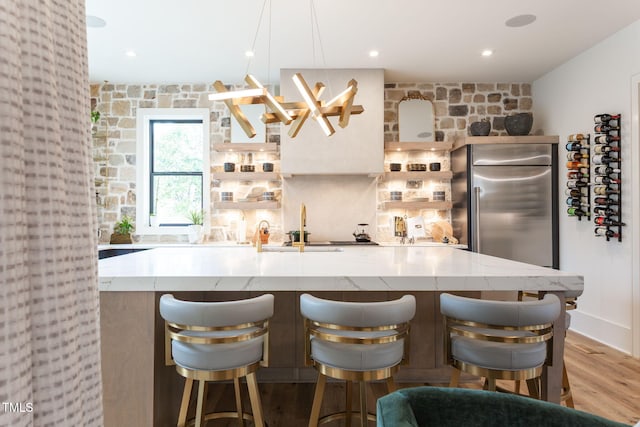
[383,201,452,210]
[212,143,279,153]
[384,141,453,152]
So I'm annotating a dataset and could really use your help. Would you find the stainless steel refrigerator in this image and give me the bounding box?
[451,143,559,268]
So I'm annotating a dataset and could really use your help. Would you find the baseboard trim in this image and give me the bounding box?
[570,310,632,355]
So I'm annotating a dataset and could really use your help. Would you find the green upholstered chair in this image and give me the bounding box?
[376,387,632,427]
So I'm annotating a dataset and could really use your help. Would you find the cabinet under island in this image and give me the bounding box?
[99,245,583,427]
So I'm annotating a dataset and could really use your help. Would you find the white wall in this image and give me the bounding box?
[533,20,640,355]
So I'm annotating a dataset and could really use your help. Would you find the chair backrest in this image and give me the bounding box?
[299,293,416,365]
[440,293,560,328]
[440,293,561,365]
[376,386,632,427]
[159,293,274,366]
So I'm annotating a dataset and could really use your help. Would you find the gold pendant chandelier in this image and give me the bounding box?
[208,0,363,138]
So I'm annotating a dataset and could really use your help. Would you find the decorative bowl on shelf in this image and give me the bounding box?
[240,165,255,172]
[407,163,427,172]
[504,113,533,136]
[469,119,491,136]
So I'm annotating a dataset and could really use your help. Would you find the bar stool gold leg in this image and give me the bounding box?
[194,380,207,427]
[234,377,245,427]
[359,381,367,427]
[308,373,327,427]
[246,372,265,427]
[177,377,193,427]
[346,381,353,427]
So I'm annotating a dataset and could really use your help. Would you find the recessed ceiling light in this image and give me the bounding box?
[86,15,106,28]
[125,50,137,58]
[505,14,537,28]
[481,49,493,57]
[369,50,379,58]
[245,50,255,58]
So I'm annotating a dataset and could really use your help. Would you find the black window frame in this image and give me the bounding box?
[149,119,204,227]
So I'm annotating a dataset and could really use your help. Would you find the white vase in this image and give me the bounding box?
[188,224,203,244]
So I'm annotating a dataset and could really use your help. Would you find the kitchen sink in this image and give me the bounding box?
[282,241,378,247]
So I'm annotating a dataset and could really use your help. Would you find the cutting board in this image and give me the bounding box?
[431,220,458,244]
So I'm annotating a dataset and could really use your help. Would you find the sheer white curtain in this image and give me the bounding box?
[0,1,103,426]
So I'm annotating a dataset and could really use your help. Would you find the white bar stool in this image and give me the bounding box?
[159,293,274,427]
[300,293,416,427]
[440,293,561,398]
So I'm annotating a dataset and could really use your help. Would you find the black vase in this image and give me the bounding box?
[504,113,533,136]
[469,120,491,136]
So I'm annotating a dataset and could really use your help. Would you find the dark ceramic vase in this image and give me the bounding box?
[504,113,533,136]
[469,120,491,136]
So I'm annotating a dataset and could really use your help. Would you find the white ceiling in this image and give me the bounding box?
[85,0,640,85]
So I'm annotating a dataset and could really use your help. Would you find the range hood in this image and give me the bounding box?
[279,68,384,176]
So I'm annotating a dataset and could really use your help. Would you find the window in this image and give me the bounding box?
[136,109,210,234]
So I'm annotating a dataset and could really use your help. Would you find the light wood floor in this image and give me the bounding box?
[186,331,640,426]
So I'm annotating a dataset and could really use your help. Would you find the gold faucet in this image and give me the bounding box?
[292,203,306,252]
[255,220,270,253]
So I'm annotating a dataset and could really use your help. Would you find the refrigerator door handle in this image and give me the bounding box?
[474,186,481,252]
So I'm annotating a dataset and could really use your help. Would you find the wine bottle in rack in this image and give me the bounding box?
[593,186,619,195]
[594,227,620,238]
[565,188,582,197]
[594,114,620,123]
[594,134,619,144]
[593,206,617,216]
[567,171,588,180]
[594,176,620,185]
[567,207,588,217]
[592,154,619,165]
[593,144,620,154]
[567,152,588,161]
[594,166,620,175]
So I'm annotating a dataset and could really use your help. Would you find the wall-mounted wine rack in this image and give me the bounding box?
[565,133,590,220]
[592,113,623,241]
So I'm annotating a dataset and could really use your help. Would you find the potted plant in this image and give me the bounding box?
[110,215,134,244]
[91,110,100,135]
[187,210,204,244]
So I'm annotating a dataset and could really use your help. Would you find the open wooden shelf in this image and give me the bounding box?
[215,201,280,210]
[213,143,279,152]
[211,172,280,181]
[382,201,452,210]
[384,141,453,152]
[452,135,560,150]
[381,171,453,181]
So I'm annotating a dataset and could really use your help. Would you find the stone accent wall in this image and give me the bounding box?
[91,80,535,244]
[90,82,281,243]
[383,82,533,142]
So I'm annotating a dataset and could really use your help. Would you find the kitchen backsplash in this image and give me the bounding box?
[91,80,533,244]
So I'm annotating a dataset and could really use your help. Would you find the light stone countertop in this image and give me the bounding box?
[98,245,583,293]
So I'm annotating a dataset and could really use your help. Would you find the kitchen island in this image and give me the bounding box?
[99,245,583,427]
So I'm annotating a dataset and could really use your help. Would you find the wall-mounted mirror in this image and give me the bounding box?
[398,96,435,142]
[231,104,266,143]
